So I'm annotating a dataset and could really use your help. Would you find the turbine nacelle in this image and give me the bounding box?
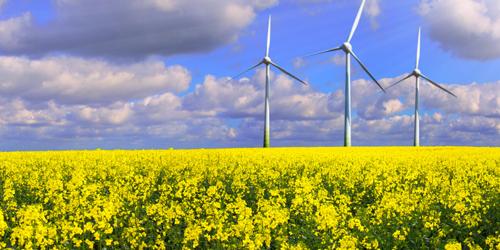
[342,42,353,53]
[413,69,421,77]
[263,56,272,65]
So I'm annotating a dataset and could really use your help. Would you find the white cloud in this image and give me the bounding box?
[418,0,500,60]
[0,56,191,104]
[0,54,497,149]
[384,77,500,118]
[183,68,339,121]
[0,0,497,149]
[0,0,276,58]
[77,104,133,125]
[143,0,178,11]
[250,0,280,10]
[382,99,404,114]
[433,112,442,122]
[0,13,31,49]
[0,0,6,8]
[365,0,381,29]
[330,54,345,66]
[293,57,307,69]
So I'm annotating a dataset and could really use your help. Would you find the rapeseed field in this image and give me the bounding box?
[0,147,498,249]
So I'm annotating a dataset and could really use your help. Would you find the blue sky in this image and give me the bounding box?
[0,0,497,150]
[173,1,500,86]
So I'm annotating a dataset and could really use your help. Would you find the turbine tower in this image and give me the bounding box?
[308,0,385,147]
[228,16,308,148]
[387,28,457,146]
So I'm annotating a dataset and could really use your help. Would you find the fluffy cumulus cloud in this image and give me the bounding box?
[379,76,500,119]
[0,56,191,105]
[0,56,498,149]
[418,0,500,60]
[348,76,500,145]
[0,0,497,149]
[182,72,498,146]
[183,68,346,122]
[0,0,276,58]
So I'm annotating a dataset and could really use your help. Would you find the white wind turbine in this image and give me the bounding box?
[228,16,308,148]
[307,0,385,147]
[387,28,457,147]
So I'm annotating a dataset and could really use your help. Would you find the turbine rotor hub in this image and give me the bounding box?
[263,56,272,65]
[342,42,353,53]
[413,69,421,76]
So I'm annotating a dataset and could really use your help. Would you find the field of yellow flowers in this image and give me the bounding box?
[0,147,498,249]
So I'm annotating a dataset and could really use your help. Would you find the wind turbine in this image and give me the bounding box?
[307,0,385,147]
[387,28,457,147]
[228,16,308,148]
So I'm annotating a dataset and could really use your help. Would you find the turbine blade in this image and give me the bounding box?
[305,47,342,58]
[266,16,271,57]
[350,51,385,92]
[420,74,457,98]
[347,0,367,42]
[270,62,308,85]
[416,27,421,69]
[386,73,414,89]
[227,62,263,82]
